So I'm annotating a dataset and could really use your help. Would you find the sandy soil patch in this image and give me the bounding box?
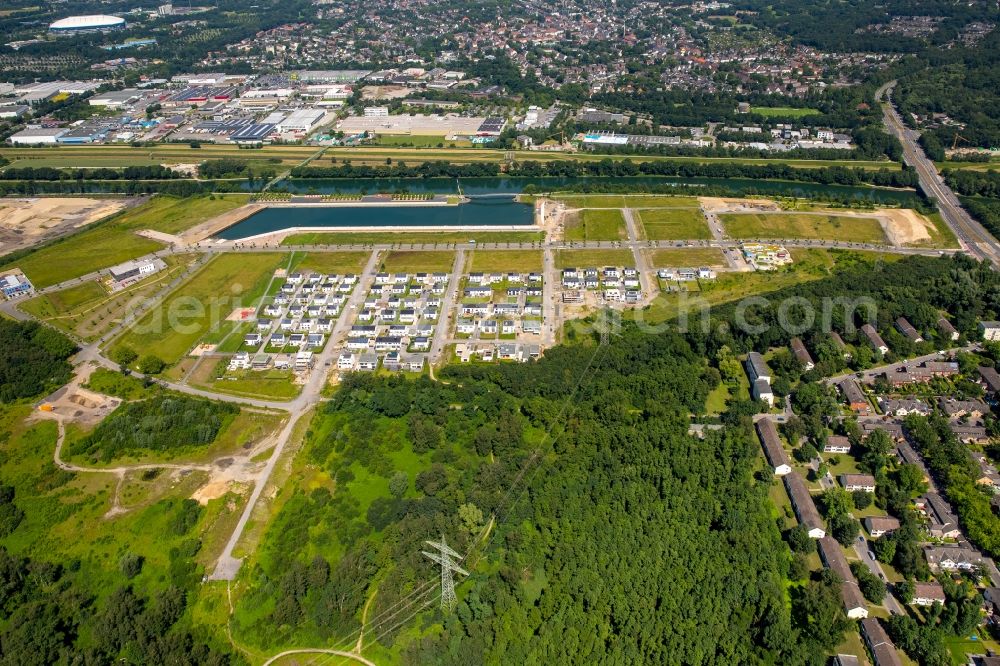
[878,208,932,245]
[699,197,780,214]
[179,203,264,244]
[192,479,232,504]
[360,85,411,100]
[0,197,127,253]
[226,307,256,321]
[40,386,121,426]
[190,343,218,356]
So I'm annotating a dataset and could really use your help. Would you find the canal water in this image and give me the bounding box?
[216,196,534,240]
[219,175,923,239]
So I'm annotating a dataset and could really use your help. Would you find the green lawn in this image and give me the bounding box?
[469,250,543,273]
[3,195,249,288]
[720,213,887,243]
[380,250,457,273]
[291,251,370,274]
[649,247,727,267]
[18,255,196,342]
[111,253,283,368]
[638,208,712,240]
[207,370,301,400]
[280,230,543,245]
[564,209,627,241]
[752,106,822,118]
[555,248,635,269]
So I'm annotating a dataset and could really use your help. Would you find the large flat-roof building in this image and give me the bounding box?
[49,15,125,34]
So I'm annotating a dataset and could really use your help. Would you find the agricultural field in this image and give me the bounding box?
[720,212,888,243]
[468,249,543,273]
[110,253,285,369]
[563,209,627,241]
[2,194,248,288]
[18,254,197,342]
[555,248,635,269]
[280,230,543,245]
[649,247,728,267]
[637,208,712,240]
[379,250,457,273]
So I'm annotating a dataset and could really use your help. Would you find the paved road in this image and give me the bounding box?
[824,345,977,386]
[877,81,1000,266]
[429,249,465,365]
[622,208,657,303]
[853,535,906,615]
[208,250,384,581]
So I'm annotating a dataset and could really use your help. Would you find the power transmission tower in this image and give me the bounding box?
[422,536,468,612]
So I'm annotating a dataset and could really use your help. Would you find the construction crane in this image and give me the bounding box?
[951,133,970,150]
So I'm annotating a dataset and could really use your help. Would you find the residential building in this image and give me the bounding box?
[756,419,791,475]
[860,618,903,666]
[839,378,870,415]
[895,317,923,342]
[864,516,900,539]
[783,472,825,538]
[878,397,930,417]
[911,582,946,606]
[753,378,775,406]
[980,321,1000,341]
[923,546,986,573]
[938,397,989,419]
[978,366,1000,395]
[937,316,959,341]
[862,324,889,354]
[918,493,961,539]
[817,536,869,619]
[746,352,771,383]
[824,435,851,454]
[790,337,814,371]
[840,474,876,493]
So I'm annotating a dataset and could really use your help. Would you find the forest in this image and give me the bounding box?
[0,320,75,403]
[67,394,237,462]
[233,319,857,664]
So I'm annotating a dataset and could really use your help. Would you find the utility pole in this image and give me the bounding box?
[422,536,468,612]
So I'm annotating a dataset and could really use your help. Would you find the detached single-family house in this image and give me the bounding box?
[840,474,876,493]
[864,516,900,539]
[910,582,946,607]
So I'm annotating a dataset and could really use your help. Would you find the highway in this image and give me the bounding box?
[877,80,1000,266]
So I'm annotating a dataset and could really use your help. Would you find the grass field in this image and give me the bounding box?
[3,156,164,169]
[380,250,457,273]
[555,248,635,269]
[205,370,301,400]
[18,255,197,342]
[649,248,728,267]
[563,209,627,241]
[636,248,902,323]
[2,194,248,288]
[920,211,960,248]
[0,144,900,171]
[291,251,370,274]
[752,106,822,118]
[468,250,543,272]
[280,230,544,245]
[111,253,283,368]
[720,212,887,243]
[374,134,471,148]
[638,209,712,240]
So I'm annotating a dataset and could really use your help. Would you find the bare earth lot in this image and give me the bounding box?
[0,197,128,254]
